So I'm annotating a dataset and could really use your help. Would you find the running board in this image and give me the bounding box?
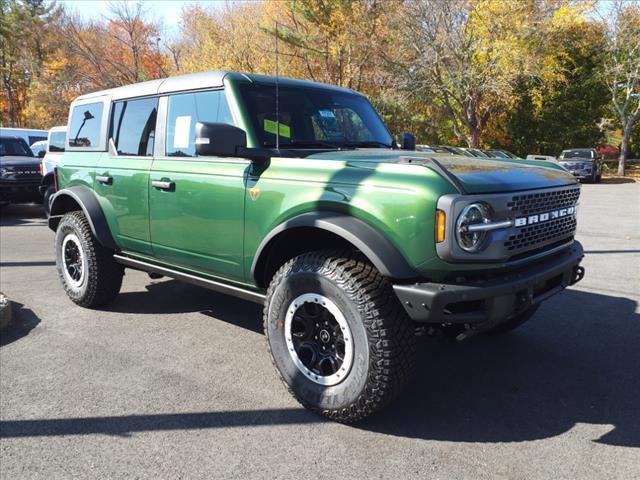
[113,254,266,304]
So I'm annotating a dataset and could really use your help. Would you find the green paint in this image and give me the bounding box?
[56,73,580,290]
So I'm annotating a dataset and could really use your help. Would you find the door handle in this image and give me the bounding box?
[96,175,113,185]
[152,180,175,191]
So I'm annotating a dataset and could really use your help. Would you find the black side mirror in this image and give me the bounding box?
[38,150,46,158]
[400,132,416,150]
[195,122,247,157]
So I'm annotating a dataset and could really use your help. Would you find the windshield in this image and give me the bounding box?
[49,131,66,152]
[486,150,508,158]
[0,137,33,157]
[561,150,594,159]
[238,84,393,149]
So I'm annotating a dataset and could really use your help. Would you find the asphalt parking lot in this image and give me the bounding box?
[1,181,639,479]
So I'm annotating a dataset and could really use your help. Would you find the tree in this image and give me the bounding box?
[0,0,56,126]
[503,20,609,157]
[64,1,167,90]
[601,1,640,175]
[393,0,588,148]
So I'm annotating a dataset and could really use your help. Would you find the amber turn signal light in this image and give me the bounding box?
[436,210,446,243]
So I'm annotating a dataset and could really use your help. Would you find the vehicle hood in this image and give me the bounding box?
[305,149,578,194]
[559,158,594,164]
[0,155,40,167]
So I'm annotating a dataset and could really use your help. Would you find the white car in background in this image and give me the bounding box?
[526,154,558,162]
[39,126,66,215]
[0,127,48,146]
[30,140,48,158]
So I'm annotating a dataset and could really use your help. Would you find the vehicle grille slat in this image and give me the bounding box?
[502,185,580,256]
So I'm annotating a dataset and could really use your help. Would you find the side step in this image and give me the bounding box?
[113,254,266,304]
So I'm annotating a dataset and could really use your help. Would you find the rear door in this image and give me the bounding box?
[94,97,158,255]
[149,90,248,283]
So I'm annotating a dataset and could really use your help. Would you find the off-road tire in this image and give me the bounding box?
[484,304,540,335]
[264,250,417,423]
[55,211,123,308]
[43,184,55,217]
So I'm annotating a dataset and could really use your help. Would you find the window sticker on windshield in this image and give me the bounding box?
[173,115,191,149]
[318,110,335,118]
[264,119,291,138]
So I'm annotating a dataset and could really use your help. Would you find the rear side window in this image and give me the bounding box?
[110,97,158,156]
[166,90,233,157]
[69,102,103,147]
[49,131,66,152]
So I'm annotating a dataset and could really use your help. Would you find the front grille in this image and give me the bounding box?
[507,186,580,216]
[504,216,576,251]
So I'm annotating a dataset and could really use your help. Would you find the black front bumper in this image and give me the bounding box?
[393,242,585,324]
[0,181,42,203]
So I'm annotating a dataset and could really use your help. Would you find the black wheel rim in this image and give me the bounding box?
[284,294,353,386]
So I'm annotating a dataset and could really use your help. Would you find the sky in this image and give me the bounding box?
[57,0,226,38]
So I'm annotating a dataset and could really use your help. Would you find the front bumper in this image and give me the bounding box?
[0,181,42,203]
[394,241,584,324]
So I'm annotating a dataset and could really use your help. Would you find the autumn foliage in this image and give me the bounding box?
[1,0,639,170]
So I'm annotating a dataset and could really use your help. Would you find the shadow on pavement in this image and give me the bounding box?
[0,203,45,226]
[0,302,41,347]
[1,288,637,448]
[109,279,263,332]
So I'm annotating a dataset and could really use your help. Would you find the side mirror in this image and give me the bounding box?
[195,122,246,157]
[38,150,46,158]
[400,132,416,150]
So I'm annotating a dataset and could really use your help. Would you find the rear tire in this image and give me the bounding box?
[264,250,416,423]
[55,211,123,308]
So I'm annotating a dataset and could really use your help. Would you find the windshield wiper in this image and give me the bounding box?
[344,141,393,148]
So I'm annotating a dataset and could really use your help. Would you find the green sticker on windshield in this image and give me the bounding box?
[264,119,291,138]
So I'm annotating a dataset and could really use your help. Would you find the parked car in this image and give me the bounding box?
[40,126,67,215]
[30,140,48,158]
[557,148,602,183]
[416,145,452,154]
[485,149,521,159]
[0,127,47,147]
[48,70,585,423]
[0,136,43,206]
[527,154,558,162]
[439,145,473,156]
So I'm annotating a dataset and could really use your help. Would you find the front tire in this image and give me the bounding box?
[264,251,416,423]
[55,211,123,308]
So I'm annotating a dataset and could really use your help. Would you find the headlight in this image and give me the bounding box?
[0,166,16,178]
[456,202,492,252]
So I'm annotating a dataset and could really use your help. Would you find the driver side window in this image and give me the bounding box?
[166,90,233,157]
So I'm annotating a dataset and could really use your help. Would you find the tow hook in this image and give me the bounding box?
[570,266,585,285]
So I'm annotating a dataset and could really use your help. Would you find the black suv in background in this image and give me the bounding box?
[0,136,43,206]
[558,148,602,183]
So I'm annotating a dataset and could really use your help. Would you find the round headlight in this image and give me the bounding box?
[456,203,491,252]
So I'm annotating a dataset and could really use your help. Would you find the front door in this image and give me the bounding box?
[94,97,158,255]
[149,90,248,283]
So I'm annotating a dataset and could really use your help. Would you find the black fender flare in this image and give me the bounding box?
[48,186,118,250]
[39,172,54,194]
[251,212,417,283]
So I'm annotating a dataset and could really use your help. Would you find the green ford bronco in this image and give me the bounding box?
[49,71,585,422]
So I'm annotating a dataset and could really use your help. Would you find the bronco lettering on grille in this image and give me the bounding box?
[514,206,575,227]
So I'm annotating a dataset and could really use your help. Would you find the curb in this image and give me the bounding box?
[0,292,13,331]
